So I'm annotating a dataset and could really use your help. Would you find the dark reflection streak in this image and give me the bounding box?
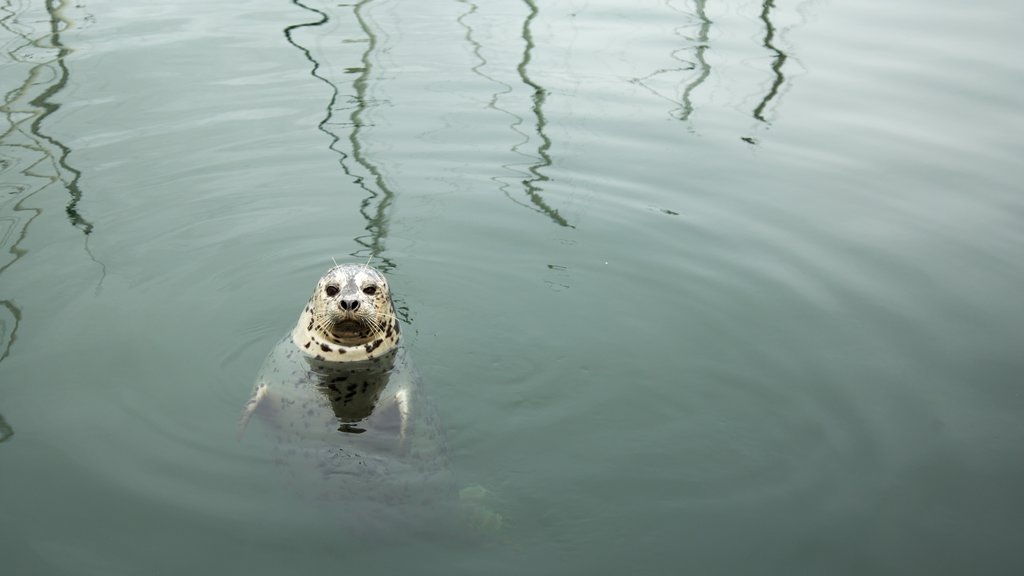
[455,1,514,113]
[0,0,35,400]
[752,0,787,123]
[0,0,94,236]
[0,412,12,442]
[0,299,20,362]
[282,0,333,133]
[285,0,396,273]
[1,0,95,282]
[33,0,92,234]
[455,0,544,220]
[515,0,572,229]
[678,0,711,122]
[631,0,712,124]
[1,0,99,390]
[453,0,523,155]
[0,301,11,435]
[350,0,396,270]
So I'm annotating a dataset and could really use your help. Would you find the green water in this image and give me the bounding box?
[2,0,1023,573]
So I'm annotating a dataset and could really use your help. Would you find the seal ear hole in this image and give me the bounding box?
[362,285,377,296]
[325,285,340,297]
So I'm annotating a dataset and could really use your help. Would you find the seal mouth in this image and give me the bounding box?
[330,319,370,340]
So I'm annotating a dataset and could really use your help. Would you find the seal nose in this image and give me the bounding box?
[339,299,360,311]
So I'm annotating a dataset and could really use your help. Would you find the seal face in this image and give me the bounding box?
[293,263,401,363]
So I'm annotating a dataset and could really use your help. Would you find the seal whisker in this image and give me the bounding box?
[364,316,386,337]
[374,309,399,325]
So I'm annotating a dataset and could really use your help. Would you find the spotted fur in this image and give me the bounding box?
[291,263,401,363]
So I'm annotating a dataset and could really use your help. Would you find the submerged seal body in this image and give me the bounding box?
[241,264,449,509]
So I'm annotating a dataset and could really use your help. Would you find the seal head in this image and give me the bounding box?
[292,263,400,363]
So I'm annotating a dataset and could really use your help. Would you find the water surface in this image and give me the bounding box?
[2,0,1023,574]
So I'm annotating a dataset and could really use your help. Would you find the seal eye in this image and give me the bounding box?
[362,285,377,296]
[325,285,339,297]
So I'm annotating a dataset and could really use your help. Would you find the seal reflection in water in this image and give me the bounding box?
[240,264,449,514]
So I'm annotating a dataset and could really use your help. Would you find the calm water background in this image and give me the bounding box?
[2,0,1023,573]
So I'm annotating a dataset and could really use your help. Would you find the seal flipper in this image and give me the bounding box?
[357,387,411,453]
[395,388,410,442]
[238,382,270,440]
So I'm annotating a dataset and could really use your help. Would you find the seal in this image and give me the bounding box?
[240,263,501,529]
[240,264,444,503]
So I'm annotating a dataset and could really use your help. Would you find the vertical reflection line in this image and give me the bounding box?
[455,0,545,224]
[515,0,572,228]
[283,2,338,153]
[678,0,711,122]
[0,0,35,420]
[350,0,395,268]
[455,1,513,112]
[752,0,787,123]
[0,299,13,440]
[0,299,19,362]
[1,0,99,385]
[285,0,396,272]
[630,0,712,125]
[1,0,95,260]
[0,411,12,442]
[34,0,92,234]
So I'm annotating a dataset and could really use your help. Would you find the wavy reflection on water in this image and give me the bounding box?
[0,0,93,247]
[456,0,572,229]
[0,299,19,362]
[0,0,96,405]
[679,0,711,123]
[512,0,572,229]
[0,408,11,442]
[285,0,396,272]
[752,0,788,125]
[633,0,712,123]
[0,299,15,441]
[635,0,798,140]
[455,0,512,114]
